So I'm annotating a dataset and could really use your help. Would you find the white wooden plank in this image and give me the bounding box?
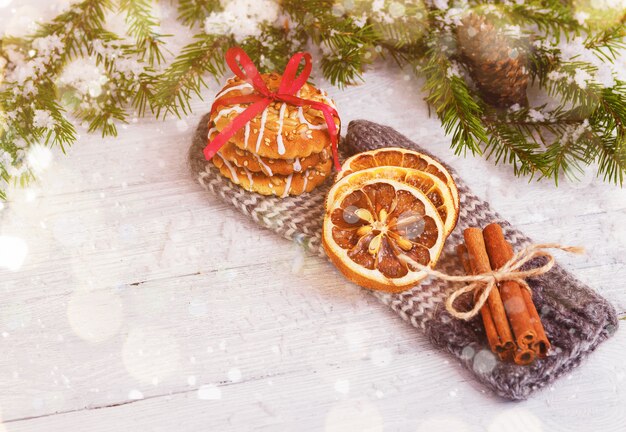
[3,329,625,432]
[0,5,625,431]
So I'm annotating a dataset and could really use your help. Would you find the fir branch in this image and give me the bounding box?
[132,71,159,117]
[585,21,626,62]
[34,0,113,60]
[318,24,376,86]
[321,50,365,88]
[153,33,231,117]
[177,0,222,28]
[541,127,595,185]
[420,37,488,155]
[238,24,308,73]
[282,0,377,87]
[501,0,581,39]
[594,132,626,185]
[118,0,168,66]
[483,122,546,178]
[1,0,626,199]
[32,80,78,152]
[281,0,333,20]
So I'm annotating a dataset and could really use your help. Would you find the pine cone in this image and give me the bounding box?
[456,13,529,108]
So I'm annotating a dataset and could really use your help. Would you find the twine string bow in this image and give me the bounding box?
[399,243,584,321]
[203,47,341,171]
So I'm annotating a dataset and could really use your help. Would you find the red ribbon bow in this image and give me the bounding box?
[204,47,341,171]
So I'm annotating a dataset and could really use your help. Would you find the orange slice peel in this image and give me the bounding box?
[338,147,459,211]
[327,166,458,235]
[322,178,446,293]
[323,147,460,293]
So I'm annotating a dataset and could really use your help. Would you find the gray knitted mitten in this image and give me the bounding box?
[189,115,618,400]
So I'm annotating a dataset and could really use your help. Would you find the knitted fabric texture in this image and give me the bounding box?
[189,114,618,400]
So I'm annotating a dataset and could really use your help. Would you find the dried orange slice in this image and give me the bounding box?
[327,166,458,235]
[338,148,459,210]
[322,178,446,293]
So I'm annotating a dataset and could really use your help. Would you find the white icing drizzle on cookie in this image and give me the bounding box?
[296,89,328,130]
[302,170,309,192]
[216,153,239,183]
[281,172,294,198]
[244,122,250,149]
[276,103,287,155]
[214,106,246,123]
[254,153,273,176]
[255,107,268,152]
[215,82,253,99]
[245,169,254,187]
[293,158,302,172]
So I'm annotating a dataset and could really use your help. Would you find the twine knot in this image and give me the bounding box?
[400,243,584,321]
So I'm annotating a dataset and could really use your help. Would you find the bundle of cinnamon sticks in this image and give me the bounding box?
[457,223,550,365]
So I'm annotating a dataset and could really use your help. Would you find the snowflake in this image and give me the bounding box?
[9,60,36,85]
[547,70,570,82]
[595,63,616,88]
[572,119,590,141]
[372,0,385,13]
[574,68,593,89]
[22,81,37,97]
[528,109,546,122]
[59,59,108,97]
[446,62,463,78]
[563,119,590,143]
[319,40,334,57]
[353,13,368,28]
[259,54,274,70]
[559,37,588,62]
[204,0,280,43]
[441,7,467,26]
[388,2,406,18]
[32,35,64,58]
[557,36,623,89]
[574,11,590,25]
[0,150,13,167]
[433,0,449,10]
[32,110,55,129]
[116,58,144,78]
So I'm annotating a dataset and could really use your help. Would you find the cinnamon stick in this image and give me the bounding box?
[483,223,537,348]
[521,288,551,357]
[463,228,515,358]
[514,347,536,366]
[483,223,551,358]
[456,245,503,357]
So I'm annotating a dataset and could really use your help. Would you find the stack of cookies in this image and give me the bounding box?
[209,73,340,197]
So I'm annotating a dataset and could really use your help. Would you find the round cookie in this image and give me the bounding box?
[210,73,340,160]
[219,141,331,176]
[210,126,331,176]
[212,154,333,197]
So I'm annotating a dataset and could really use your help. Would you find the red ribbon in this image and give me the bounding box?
[204,47,341,171]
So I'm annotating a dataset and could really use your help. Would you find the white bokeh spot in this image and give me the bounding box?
[417,416,470,432]
[67,290,123,343]
[325,399,383,432]
[122,326,182,384]
[0,235,28,271]
[26,145,53,174]
[488,408,543,432]
[197,384,222,400]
